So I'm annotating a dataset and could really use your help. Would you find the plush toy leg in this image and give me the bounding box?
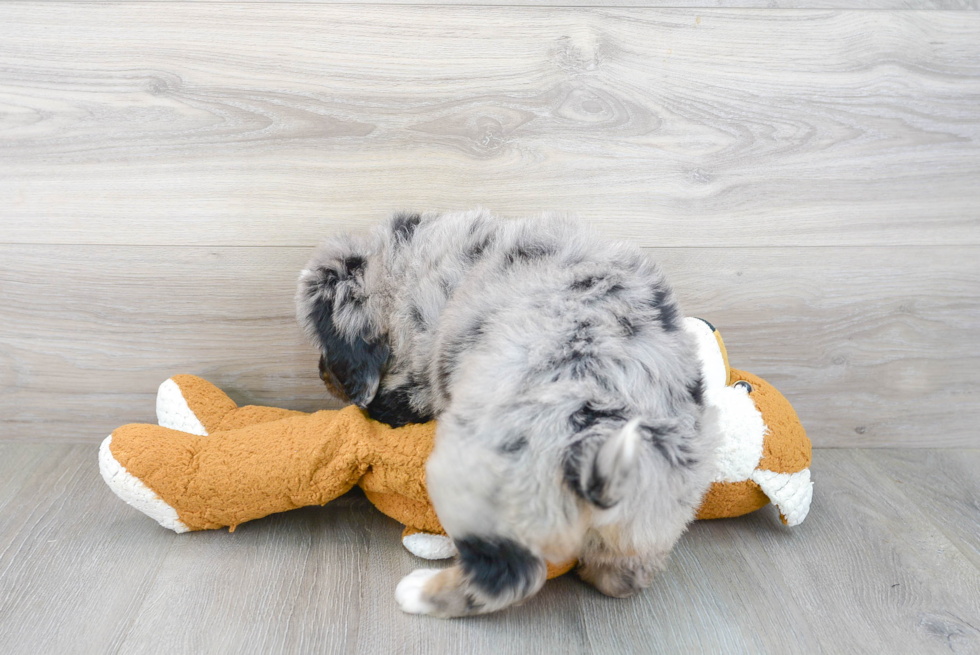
[105,407,382,532]
[401,527,457,560]
[102,374,279,533]
[157,377,213,435]
[99,433,190,533]
[158,374,308,434]
[150,378,440,534]
[156,375,238,435]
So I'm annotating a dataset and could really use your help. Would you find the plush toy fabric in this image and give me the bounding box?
[99,318,811,578]
[685,318,813,525]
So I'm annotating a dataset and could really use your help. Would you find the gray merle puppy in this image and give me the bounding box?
[296,209,719,618]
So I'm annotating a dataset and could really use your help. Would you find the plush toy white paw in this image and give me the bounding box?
[402,532,457,560]
[156,377,208,435]
[98,434,189,533]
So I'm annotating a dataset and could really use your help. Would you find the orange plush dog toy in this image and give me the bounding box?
[100,318,812,577]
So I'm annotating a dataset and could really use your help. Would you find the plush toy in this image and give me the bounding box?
[99,318,812,578]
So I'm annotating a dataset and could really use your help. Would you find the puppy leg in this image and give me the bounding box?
[396,536,547,618]
[576,549,669,599]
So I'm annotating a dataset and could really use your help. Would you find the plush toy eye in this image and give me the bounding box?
[734,380,753,393]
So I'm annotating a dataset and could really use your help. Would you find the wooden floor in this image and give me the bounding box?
[0,443,976,654]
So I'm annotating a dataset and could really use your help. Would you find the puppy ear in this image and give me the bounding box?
[297,240,388,407]
[566,419,642,509]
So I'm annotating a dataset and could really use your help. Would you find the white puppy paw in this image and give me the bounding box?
[395,568,441,615]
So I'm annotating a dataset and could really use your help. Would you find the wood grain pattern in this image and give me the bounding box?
[1,444,978,654]
[19,1,979,8]
[0,444,176,654]
[117,500,374,654]
[1,244,977,447]
[1,6,978,247]
[720,449,980,653]
[578,449,980,653]
[871,449,980,571]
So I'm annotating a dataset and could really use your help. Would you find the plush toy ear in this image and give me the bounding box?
[297,239,389,408]
[683,317,730,390]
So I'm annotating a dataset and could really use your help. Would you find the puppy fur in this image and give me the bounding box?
[296,209,719,617]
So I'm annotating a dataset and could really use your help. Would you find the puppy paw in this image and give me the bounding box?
[395,568,441,615]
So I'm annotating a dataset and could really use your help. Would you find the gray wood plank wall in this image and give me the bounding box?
[15,1,980,7]
[1,4,978,446]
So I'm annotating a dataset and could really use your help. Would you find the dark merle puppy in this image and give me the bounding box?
[296,209,718,618]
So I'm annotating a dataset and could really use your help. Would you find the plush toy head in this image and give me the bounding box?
[100,318,811,579]
[685,318,812,525]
